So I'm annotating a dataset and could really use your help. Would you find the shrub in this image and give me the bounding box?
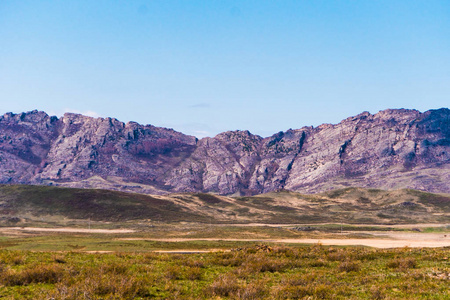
[308,258,328,267]
[204,274,240,297]
[102,261,129,275]
[1,264,63,286]
[338,260,361,272]
[271,246,297,257]
[0,252,26,265]
[165,265,182,280]
[53,256,66,264]
[237,280,269,299]
[282,273,317,286]
[182,259,204,268]
[239,254,289,274]
[327,251,349,262]
[51,273,152,299]
[314,283,332,298]
[214,252,246,267]
[387,257,416,270]
[184,266,202,280]
[272,285,310,299]
[370,285,385,300]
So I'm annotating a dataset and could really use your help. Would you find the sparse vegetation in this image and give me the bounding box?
[0,245,448,299]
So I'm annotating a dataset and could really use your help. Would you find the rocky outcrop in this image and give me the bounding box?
[0,108,449,195]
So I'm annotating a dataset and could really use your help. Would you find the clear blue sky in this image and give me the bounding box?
[1,1,449,137]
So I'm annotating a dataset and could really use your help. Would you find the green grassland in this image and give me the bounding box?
[0,245,449,299]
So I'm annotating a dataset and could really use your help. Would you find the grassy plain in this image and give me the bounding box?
[0,244,449,299]
[0,224,448,299]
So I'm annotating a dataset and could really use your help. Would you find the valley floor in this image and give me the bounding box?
[0,223,449,251]
[0,224,449,299]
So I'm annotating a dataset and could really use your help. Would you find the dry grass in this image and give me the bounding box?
[386,257,417,270]
[0,245,449,299]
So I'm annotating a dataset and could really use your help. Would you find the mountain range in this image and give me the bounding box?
[0,108,448,195]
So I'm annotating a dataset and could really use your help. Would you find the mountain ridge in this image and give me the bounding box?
[0,108,449,195]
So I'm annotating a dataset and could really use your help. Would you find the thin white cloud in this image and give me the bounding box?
[82,110,102,118]
[160,122,215,138]
[191,130,211,138]
[47,108,103,118]
[188,103,210,109]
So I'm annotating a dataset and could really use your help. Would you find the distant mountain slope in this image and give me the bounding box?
[0,108,449,195]
[0,185,448,224]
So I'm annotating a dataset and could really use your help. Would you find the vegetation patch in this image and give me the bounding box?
[0,245,448,299]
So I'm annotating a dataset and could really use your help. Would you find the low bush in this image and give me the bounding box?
[338,260,361,272]
[165,265,182,280]
[184,266,202,280]
[387,257,417,270]
[236,280,268,300]
[1,264,63,286]
[204,274,240,297]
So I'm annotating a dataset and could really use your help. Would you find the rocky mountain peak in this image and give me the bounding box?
[0,108,448,195]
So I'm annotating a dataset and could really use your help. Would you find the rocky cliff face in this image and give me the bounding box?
[0,108,449,195]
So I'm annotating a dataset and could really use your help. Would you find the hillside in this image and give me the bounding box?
[0,108,449,195]
[0,185,448,225]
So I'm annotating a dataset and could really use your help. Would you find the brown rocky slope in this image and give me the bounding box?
[0,108,448,195]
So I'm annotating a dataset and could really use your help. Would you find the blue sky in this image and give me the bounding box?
[1,1,449,137]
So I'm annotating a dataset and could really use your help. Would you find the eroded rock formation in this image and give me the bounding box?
[0,108,448,195]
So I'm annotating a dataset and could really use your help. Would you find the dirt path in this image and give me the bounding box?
[152,250,220,254]
[121,232,450,249]
[215,223,449,228]
[0,227,135,234]
[1,226,448,248]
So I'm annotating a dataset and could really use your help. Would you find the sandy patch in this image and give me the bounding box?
[215,223,449,228]
[120,232,450,249]
[152,250,216,254]
[0,227,135,234]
